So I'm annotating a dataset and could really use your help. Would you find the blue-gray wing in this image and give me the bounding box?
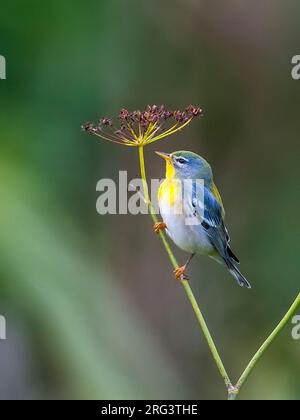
[193,185,251,288]
[193,185,239,263]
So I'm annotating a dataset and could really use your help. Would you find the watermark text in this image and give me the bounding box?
[0,315,6,340]
[292,315,300,340]
[0,55,6,80]
[291,55,300,80]
[96,171,204,226]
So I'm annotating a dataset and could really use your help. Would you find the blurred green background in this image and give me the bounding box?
[0,0,299,400]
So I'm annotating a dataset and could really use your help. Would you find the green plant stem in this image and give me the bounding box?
[138,146,232,390]
[229,293,300,400]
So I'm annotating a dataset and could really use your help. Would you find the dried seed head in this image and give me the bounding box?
[82,122,97,134]
[119,108,130,121]
[100,117,113,127]
[83,104,203,147]
[186,105,203,118]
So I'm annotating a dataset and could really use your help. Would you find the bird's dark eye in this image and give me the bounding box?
[176,158,187,164]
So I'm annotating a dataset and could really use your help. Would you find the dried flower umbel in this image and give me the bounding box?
[82,105,203,146]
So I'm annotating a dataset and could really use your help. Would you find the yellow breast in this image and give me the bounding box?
[158,179,180,206]
[158,161,181,208]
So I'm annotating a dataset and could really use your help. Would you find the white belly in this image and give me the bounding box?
[159,195,213,255]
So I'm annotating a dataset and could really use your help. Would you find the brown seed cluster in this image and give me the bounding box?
[82,104,203,146]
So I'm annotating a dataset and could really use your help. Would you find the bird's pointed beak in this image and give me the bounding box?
[155,151,172,162]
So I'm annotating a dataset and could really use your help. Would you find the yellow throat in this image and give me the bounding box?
[158,160,179,206]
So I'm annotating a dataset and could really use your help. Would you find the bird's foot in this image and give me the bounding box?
[173,266,189,281]
[153,222,167,234]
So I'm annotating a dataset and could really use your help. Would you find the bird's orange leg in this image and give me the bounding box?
[173,253,195,281]
[174,265,189,281]
[153,222,167,234]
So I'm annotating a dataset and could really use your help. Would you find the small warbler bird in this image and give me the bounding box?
[155,150,251,289]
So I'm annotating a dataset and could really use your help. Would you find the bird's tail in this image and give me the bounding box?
[225,257,251,289]
[210,245,251,289]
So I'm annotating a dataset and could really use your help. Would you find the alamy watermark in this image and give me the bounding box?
[292,315,300,340]
[0,55,6,80]
[291,55,300,80]
[0,315,6,340]
[96,171,204,226]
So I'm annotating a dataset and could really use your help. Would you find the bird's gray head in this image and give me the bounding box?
[156,150,213,182]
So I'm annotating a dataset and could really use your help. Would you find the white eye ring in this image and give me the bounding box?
[176,158,187,165]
